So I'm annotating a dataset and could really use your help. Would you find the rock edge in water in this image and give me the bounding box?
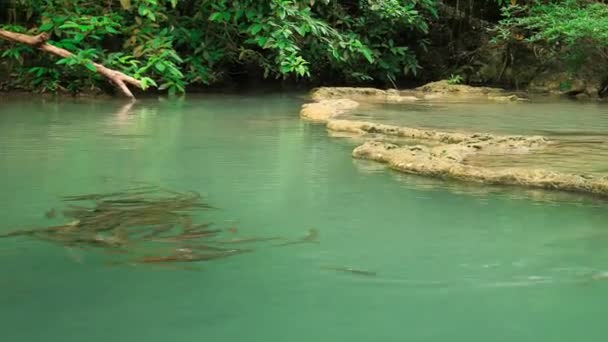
[306,81,527,106]
[300,83,608,198]
[352,140,608,197]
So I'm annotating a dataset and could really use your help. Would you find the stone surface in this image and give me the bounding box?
[309,82,526,104]
[415,80,505,95]
[299,99,359,123]
[299,85,608,197]
[528,67,604,98]
[310,87,420,103]
[353,140,608,197]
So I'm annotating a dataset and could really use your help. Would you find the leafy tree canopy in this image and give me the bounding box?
[0,0,435,94]
[3,0,608,95]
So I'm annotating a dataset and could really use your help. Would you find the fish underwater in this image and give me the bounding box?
[321,266,377,276]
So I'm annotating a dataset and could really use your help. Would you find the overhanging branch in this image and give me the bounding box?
[0,29,142,99]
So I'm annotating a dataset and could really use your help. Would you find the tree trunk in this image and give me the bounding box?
[0,29,142,99]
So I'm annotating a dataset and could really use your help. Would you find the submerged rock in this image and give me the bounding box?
[327,120,470,144]
[300,99,359,122]
[353,141,608,197]
[488,94,527,102]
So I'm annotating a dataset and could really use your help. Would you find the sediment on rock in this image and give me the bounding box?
[310,87,418,103]
[415,81,528,102]
[328,120,469,143]
[309,82,526,105]
[415,80,505,94]
[353,141,608,197]
[300,99,359,122]
[326,120,547,147]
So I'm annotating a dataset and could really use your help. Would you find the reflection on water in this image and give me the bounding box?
[1,95,608,342]
[466,136,608,176]
[344,100,608,136]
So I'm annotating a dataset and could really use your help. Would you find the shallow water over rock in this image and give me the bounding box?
[339,99,608,178]
[343,100,608,134]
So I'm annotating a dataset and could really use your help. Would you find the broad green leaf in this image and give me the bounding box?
[58,22,79,29]
[59,41,78,50]
[155,62,166,72]
[294,25,306,36]
[209,12,223,21]
[138,5,147,17]
[278,9,286,20]
[1,49,13,58]
[39,23,54,32]
[250,23,263,35]
[256,36,268,47]
[84,62,97,72]
[360,47,374,63]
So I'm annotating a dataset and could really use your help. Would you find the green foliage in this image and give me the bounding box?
[559,79,572,92]
[447,74,464,85]
[493,0,608,72]
[1,0,435,94]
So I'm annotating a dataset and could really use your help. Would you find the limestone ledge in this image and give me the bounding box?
[300,83,608,197]
[353,141,608,197]
[300,82,525,123]
[300,99,359,122]
[308,81,526,105]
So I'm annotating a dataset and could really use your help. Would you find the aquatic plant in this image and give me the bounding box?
[447,74,464,85]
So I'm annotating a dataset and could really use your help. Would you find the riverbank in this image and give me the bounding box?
[301,82,608,198]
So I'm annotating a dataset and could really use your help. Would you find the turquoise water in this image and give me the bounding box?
[1,94,608,342]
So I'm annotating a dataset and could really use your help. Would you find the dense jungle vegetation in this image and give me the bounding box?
[1,0,608,96]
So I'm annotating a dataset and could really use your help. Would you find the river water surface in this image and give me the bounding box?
[1,94,608,342]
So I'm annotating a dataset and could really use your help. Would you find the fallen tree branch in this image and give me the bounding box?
[0,29,142,99]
